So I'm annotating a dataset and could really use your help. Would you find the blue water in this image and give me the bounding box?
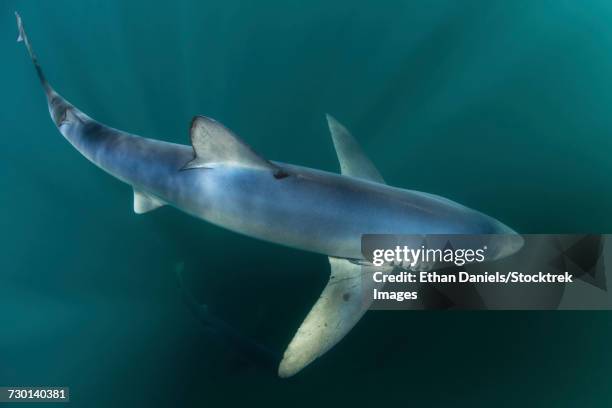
[1,1,611,406]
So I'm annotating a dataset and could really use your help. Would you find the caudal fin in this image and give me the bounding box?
[15,12,52,95]
[15,12,78,129]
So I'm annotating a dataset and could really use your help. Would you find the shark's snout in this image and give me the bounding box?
[495,231,524,260]
[487,219,524,260]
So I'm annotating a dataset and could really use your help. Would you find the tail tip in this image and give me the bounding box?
[15,12,24,42]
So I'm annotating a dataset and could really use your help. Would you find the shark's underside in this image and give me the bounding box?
[16,13,521,377]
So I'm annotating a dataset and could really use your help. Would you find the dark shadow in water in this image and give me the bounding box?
[175,264,281,376]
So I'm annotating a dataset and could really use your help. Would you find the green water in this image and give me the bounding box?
[1,0,612,406]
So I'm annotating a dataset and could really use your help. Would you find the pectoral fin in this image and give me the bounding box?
[133,188,166,214]
[326,114,385,184]
[278,257,382,377]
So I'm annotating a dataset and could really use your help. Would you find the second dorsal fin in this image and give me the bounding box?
[183,116,283,174]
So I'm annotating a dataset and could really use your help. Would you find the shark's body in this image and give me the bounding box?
[16,13,522,377]
[58,113,513,259]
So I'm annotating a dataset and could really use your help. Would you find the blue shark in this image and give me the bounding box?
[16,13,522,377]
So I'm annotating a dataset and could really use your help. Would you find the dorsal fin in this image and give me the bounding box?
[326,114,385,184]
[183,116,284,175]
